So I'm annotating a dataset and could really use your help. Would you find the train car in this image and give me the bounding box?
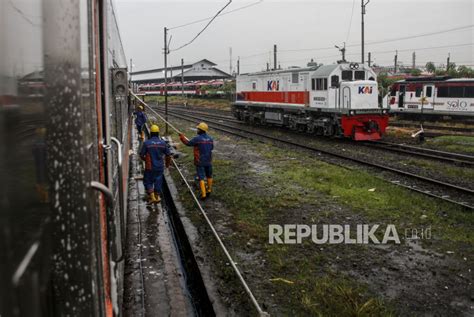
[233,62,389,141]
[386,77,474,118]
[1,0,131,316]
[137,79,229,98]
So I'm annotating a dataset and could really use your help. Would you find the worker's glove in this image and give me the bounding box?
[179,133,187,143]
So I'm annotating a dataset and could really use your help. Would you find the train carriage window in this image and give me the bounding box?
[354,71,365,80]
[252,82,257,90]
[331,75,339,87]
[465,86,474,98]
[342,70,352,81]
[399,85,406,93]
[390,86,397,96]
[415,87,422,97]
[425,86,432,97]
[437,86,448,97]
[292,72,299,84]
[449,86,464,98]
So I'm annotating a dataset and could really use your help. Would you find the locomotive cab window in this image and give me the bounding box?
[331,75,339,87]
[342,70,352,81]
[252,82,257,90]
[311,78,316,90]
[354,71,365,80]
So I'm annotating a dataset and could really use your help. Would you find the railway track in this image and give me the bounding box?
[389,122,474,133]
[151,106,474,211]
[157,106,474,167]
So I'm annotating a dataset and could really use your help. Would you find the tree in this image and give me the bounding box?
[457,65,474,78]
[410,68,422,76]
[425,62,436,73]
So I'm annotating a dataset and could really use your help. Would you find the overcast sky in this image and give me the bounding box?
[115,0,474,73]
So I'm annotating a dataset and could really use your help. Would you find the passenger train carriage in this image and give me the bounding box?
[386,77,474,118]
[1,0,132,316]
[233,63,389,141]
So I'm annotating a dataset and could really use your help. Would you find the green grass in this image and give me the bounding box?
[426,135,474,154]
[146,95,232,111]
[150,114,472,316]
[401,158,474,181]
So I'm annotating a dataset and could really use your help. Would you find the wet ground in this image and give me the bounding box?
[123,132,194,316]
[166,116,474,316]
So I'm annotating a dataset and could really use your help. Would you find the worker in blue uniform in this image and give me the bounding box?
[179,122,214,200]
[134,105,147,140]
[140,124,171,204]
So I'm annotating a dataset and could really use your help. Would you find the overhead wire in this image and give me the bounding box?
[170,0,232,52]
[169,0,264,30]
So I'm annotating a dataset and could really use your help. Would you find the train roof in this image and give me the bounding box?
[312,64,340,77]
[395,76,474,84]
[241,65,319,76]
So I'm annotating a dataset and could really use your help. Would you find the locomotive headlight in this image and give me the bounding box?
[350,110,355,115]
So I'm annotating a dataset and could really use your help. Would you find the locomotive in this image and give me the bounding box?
[233,62,389,141]
[386,77,474,118]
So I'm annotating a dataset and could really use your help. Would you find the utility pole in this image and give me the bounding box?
[164,27,169,134]
[412,52,416,70]
[273,44,277,70]
[181,58,184,98]
[266,63,269,71]
[361,0,370,64]
[229,47,233,75]
[368,52,371,67]
[129,58,133,91]
[447,53,450,71]
[237,56,240,75]
[394,50,398,74]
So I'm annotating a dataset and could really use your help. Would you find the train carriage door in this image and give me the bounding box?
[423,84,435,109]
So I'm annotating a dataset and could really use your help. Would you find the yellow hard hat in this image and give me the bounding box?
[196,122,208,132]
[150,125,160,133]
[139,105,144,110]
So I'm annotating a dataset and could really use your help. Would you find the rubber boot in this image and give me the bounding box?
[148,192,156,204]
[154,192,161,204]
[199,180,207,200]
[206,178,213,197]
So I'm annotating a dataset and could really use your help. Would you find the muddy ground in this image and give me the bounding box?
[166,116,473,316]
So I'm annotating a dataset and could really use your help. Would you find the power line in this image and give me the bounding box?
[279,24,474,53]
[171,0,232,52]
[345,0,356,44]
[169,0,263,30]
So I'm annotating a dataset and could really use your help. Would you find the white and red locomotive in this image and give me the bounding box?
[233,62,389,141]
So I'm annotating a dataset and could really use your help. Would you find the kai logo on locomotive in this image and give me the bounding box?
[267,80,280,91]
[358,86,373,94]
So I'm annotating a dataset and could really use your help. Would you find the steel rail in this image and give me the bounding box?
[158,109,474,210]
[154,106,474,166]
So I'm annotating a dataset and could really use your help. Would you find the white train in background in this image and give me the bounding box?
[386,77,474,118]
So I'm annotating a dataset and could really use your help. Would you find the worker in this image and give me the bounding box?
[179,122,214,200]
[140,124,171,204]
[134,105,147,140]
